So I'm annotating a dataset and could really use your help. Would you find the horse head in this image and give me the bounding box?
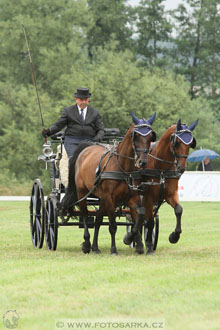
[131,112,156,169]
[170,118,198,173]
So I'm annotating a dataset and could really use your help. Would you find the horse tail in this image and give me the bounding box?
[60,142,94,213]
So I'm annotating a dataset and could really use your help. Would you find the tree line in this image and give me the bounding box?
[0,0,220,192]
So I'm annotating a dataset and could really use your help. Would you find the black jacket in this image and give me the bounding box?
[49,104,104,141]
[197,162,213,171]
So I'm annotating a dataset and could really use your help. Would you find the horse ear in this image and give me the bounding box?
[191,137,196,149]
[131,112,140,125]
[147,112,156,126]
[189,119,199,131]
[151,131,156,142]
[176,119,182,131]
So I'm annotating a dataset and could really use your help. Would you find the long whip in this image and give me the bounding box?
[22,24,45,128]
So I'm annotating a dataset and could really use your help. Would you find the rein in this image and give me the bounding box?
[148,152,177,165]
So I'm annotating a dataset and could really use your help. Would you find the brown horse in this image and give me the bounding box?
[60,112,156,254]
[123,118,198,254]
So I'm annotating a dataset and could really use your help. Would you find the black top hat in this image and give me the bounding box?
[74,87,91,99]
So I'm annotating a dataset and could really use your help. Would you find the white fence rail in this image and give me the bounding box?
[1,172,220,202]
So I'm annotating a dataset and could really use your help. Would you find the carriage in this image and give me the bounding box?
[29,126,159,253]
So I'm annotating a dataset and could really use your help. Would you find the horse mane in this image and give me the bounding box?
[117,124,134,151]
[149,124,176,157]
[61,141,94,211]
[159,124,176,143]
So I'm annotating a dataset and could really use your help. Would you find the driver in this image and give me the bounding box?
[42,87,104,158]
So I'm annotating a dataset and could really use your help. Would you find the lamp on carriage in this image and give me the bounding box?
[42,141,53,158]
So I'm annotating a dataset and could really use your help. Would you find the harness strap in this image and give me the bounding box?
[141,168,181,179]
[100,171,142,181]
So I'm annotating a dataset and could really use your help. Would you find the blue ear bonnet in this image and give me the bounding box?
[176,125,193,145]
[134,118,153,136]
[175,119,198,145]
[131,112,156,137]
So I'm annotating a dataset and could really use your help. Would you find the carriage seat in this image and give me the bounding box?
[102,128,121,143]
[56,144,69,188]
[104,128,120,136]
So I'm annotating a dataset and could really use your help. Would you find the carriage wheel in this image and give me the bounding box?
[144,214,159,251]
[30,179,45,248]
[45,195,58,250]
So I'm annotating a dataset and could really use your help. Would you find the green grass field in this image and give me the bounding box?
[1,201,220,330]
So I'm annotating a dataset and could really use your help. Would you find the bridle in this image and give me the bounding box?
[131,123,156,162]
[112,123,156,172]
[149,128,195,170]
[170,129,193,159]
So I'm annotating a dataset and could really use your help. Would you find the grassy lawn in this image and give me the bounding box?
[1,201,220,330]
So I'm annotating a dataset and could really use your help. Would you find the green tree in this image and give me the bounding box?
[86,0,134,59]
[135,0,172,67]
[0,82,55,180]
[171,0,220,102]
[0,0,90,95]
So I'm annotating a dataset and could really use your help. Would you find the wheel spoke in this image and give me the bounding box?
[33,215,37,233]
[33,184,39,210]
[34,216,38,245]
[36,218,41,245]
[45,197,58,250]
[36,217,42,233]
[50,226,54,243]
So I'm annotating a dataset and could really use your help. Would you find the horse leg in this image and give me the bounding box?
[123,205,145,254]
[109,214,118,255]
[91,203,105,254]
[123,192,144,253]
[169,203,182,244]
[80,201,91,254]
[82,217,91,253]
[145,215,155,254]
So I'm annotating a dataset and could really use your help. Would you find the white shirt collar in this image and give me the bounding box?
[77,105,87,119]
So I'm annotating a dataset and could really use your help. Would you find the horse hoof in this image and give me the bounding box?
[82,241,91,254]
[147,249,155,255]
[123,233,134,245]
[135,247,144,255]
[135,243,144,254]
[169,232,180,244]
[92,249,101,254]
[111,248,118,255]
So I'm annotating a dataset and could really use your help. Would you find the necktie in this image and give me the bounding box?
[80,109,84,122]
